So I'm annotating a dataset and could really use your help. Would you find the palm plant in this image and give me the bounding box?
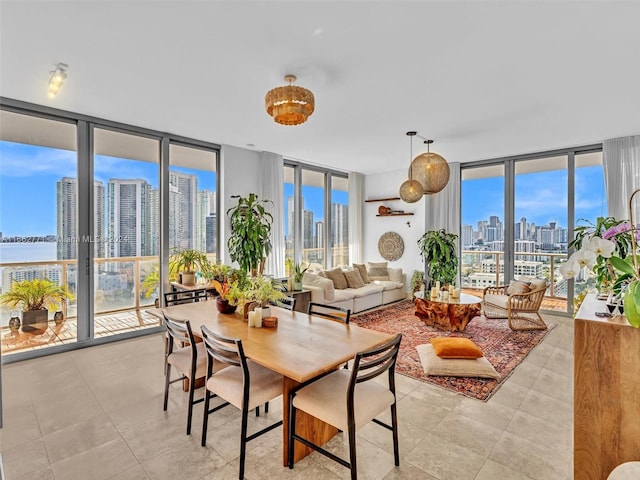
[0,278,74,312]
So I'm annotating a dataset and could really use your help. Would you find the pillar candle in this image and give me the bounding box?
[435,281,440,291]
[248,311,256,327]
[430,287,438,298]
[453,288,461,298]
[448,285,454,295]
[254,307,262,319]
[255,312,262,328]
[442,291,449,302]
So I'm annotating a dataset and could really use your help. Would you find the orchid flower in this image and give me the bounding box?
[573,249,597,269]
[584,236,616,258]
[560,259,580,279]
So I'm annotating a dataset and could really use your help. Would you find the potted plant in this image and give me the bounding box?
[418,229,459,289]
[0,278,74,334]
[409,270,425,293]
[170,248,209,286]
[292,261,309,291]
[227,193,273,275]
[211,278,237,314]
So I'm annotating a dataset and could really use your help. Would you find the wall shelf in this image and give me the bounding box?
[365,197,401,203]
[376,213,414,217]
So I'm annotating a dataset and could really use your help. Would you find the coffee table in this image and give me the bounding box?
[414,290,482,332]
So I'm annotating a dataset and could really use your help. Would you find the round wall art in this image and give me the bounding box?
[378,231,404,261]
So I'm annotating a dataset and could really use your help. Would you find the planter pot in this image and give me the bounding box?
[181,272,196,286]
[294,281,302,291]
[216,297,237,314]
[53,311,64,325]
[22,309,48,334]
[262,316,278,328]
[240,301,257,319]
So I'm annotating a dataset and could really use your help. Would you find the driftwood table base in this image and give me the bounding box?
[414,294,481,332]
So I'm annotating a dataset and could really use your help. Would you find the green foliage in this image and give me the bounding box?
[170,248,209,275]
[227,193,273,274]
[571,216,631,292]
[417,229,459,286]
[409,270,424,292]
[0,278,74,312]
[292,262,309,282]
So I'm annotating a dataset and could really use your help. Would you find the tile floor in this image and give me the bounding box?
[0,312,574,480]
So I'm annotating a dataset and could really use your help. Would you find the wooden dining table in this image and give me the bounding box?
[149,301,393,465]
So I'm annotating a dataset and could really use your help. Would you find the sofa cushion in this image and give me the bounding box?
[430,338,484,359]
[484,293,508,309]
[387,267,403,283]
[529,278,547,291]
[324,268,348,290]
[347,284,384,298]
[333,289,356,301]
[352,264,371,284]
[302,272,335,301]
[367,261,389,279]
[416,344,499,379]
[372,280,403,291]
[344,269,365,289]
[507,280,530,295]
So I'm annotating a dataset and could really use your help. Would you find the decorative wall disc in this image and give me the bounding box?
[378,231,404,261]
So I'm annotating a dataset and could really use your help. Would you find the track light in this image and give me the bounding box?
[48,63,68,98]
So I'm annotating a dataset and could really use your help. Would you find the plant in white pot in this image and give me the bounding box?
[0,278,74,334]
[170,248,209,286]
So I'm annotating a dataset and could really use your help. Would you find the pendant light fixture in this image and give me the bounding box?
[265,74,315,126]
[399,131,424,203]
[410,138,450,195]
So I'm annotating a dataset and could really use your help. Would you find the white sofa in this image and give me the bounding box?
[302,265,406,314]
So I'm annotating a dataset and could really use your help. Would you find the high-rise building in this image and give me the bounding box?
[107,178,151,257]
[196,190,215,252]
[56,177,104,259]
[315,221,324,249]
[330,203,348,249]
[303,210,314,249]
[461,224,474,248]
[147,187,159,256]
[206,215,217,254]
[169,171,197,250]
[287,196,295,245]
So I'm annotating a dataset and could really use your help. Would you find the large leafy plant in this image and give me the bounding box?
[417,229,458,287]
[227,193,273,275]
[1,278,74,312]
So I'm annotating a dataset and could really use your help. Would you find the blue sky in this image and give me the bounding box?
[0,141,605,236]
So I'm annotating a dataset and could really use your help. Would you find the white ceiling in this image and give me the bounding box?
[1,1,639,175]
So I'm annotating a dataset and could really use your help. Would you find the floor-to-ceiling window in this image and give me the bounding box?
[0,110,79,355]
[93,128,161,337]
[461,146,604,315]
[284,162,348,269]
[0,100,220,361]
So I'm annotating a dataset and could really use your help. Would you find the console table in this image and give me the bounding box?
[574,294,640,480]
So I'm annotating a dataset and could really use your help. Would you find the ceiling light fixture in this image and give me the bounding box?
[265,74,315,126]
[48,63,68,98]
[410,138,450,195]
[399,131,424,203]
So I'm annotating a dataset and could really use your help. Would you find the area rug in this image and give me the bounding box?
[352,300,554,401]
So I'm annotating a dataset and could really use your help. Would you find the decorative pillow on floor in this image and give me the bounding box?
[416,344,500,379]
[430,337,484,359]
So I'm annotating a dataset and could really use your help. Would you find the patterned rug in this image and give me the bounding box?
[352,300,554,401]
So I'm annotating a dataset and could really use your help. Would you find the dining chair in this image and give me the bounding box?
[307,302,351,324]
[164,288,208,306]
[200,325,283,480]
[270,296,297,311]
[162,313,208,435]
[288,333,402,480]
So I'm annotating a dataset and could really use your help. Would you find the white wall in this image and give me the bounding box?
[220,144,262,266]
[363,168,426,283]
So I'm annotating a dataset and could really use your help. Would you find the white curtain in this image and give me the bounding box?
[348,172,364,264]
[603,135,640,220]
[423,162,461,285]
[259,152,285,278]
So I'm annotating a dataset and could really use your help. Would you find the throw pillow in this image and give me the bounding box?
[367,261,389,279]
[324,268,348,290]
[507,280,530,295]
[344,269,365,289]
[430,337,484,359]
[352,264,370,284]
[416,344,500,379]
[302,272,335,302]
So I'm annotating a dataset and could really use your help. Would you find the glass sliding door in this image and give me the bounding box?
[460,165,505,294]
[514,156,568,312]
[93,128,160,337]
[330,175,349,267]
[0,110,78,356]
[169,143,218,276]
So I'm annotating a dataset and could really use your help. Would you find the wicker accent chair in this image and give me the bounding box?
[482,278,548,331]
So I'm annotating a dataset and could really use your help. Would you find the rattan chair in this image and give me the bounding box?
[482,278,548,330]
[288,333,402,480]
[200,325,283,480]
[307,302,351,324]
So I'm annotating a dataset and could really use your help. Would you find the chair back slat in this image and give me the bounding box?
[307,302,351,324]
[351,334,402,385]
[271,296,296,311]
[164,289,208,307]
[201,325,243,369]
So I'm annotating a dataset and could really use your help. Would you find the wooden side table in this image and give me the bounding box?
[285,289,311,313]
[413,291,481,332]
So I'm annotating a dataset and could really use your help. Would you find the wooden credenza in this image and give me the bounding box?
[574,294,640,480]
